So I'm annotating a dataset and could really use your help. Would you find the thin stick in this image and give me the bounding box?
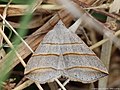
[2,0,12,31]
[0,28,26,67]
[62,79,70,87]
[12,80,33,90]
[80,27,92,45]
[31,0,43,13]
[90,39,108,50]
[0,14,34,53]
[55,78,66,90]
[58,79,70,90]
[16,77,27,87]
[92,0,101,5]
[35,82,44,90]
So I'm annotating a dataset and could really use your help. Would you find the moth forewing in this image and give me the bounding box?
[58,21,108,83]
[25,69,62,84]
[25,20,108,84]
[65,68,107,83]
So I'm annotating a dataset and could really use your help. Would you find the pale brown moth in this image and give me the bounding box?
[24,20,108,84]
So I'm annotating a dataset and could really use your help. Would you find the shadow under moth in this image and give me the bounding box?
[24,20,108,84]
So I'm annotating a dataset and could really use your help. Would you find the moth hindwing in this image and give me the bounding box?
[25,20,108,84]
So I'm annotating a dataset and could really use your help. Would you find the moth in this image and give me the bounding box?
[24,20,108,84]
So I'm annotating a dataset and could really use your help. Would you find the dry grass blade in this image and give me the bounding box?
[92,0,101,5]
[41,4,62,10]
[90,30,120,49]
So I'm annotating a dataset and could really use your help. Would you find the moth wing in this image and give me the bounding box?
[25,68,61,84]
[56,21,108,83]
[63,35,108,83]
[25,25,63,83]
[65,68,107,83]
[63,54,108,83]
